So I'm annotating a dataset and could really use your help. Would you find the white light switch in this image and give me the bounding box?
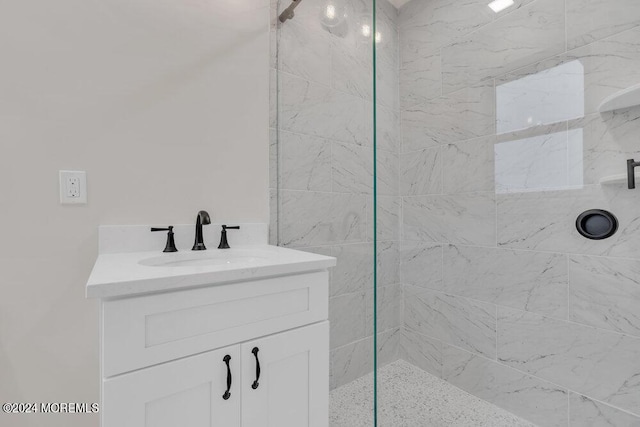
[59,170,87,204]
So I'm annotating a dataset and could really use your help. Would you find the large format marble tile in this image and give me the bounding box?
[278,19,331,86]
[330,243,373,297]
[401,81,495,152]
[332,141,372,194]
[403,192,496,246]
[376,55,400,112]
[330,337,372,390]
[569,393,640,426]
[443,344,569,427]
[268,188,277,245]
[444,245,567,318]
[566,0,640,50]
[400,147,442,196]
[269,6,277,70]
[498,186,596,254]
[399,0,493,55]
[495,60,585,135]
[330,292,367,348]
[399,49,441,110]
[443,135,495,194]
[569,255,640,338]
[269,128,277,189]
[279,72,371,146]
[405,286,497,358]
[269,68,277,129]
[377,240,400,287]
[494,128,583,194]
[275,0,325,31]
[567,27,640,116]
[376,148,399,196]
[498,308,640,415]
[400,328,443,377]
[367,195,400,242]
[365,283,402,335]
[329,329,399,390]
[279,190,367,247]
[441,0,565,93]
[378,328,402,368]
[331,32,372,101]
[377,0,399,32]
[376,105,400,153]
[400,241,443,289]
[490,0,538,17]
[569,109,640,186]
[497,185,640,257]
[501,27,640,117]
[275,130,331,191]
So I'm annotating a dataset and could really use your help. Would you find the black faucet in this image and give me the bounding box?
[218,225,240,249]
[150,226,178,253]
[192,210,211,251]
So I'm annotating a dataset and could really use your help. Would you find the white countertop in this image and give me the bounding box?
[86,245,336,299]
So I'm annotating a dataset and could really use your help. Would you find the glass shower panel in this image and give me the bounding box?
[388,0,640,425]
[270,0,377,424]
[372,0,401,426]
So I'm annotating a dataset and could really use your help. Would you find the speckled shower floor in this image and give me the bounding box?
[329,360,537,427]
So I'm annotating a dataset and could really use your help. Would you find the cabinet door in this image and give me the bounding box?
[241,322,329,427]
[103,346,241,427]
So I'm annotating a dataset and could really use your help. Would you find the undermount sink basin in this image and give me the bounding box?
[139,252,267,268]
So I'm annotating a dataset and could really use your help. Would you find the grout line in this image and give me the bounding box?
[572,393,640,420]
[566,254,571,321]
[398,233,640,263]
[442,336,640,421]
[564,0,568,54]
[495,303,499,361]
[567,388,571,427]
[402,281,640,341]
[493,77,499,251]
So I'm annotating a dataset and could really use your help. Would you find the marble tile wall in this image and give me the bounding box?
[269,0,402,391]
[272,0,640,422]
[398,0,640,425]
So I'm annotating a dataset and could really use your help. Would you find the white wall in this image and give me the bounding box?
[0,0,269,425]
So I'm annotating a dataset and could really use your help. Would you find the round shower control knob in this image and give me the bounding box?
[575,209,618,240]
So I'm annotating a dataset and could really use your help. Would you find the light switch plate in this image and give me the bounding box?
[59,170,87,204]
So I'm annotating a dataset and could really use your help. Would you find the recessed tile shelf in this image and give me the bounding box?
[600,173,640,185]
[598,83,640,113]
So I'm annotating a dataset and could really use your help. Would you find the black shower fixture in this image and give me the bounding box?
[576,209,618,240]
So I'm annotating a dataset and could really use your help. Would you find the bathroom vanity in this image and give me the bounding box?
[86,224,335,427]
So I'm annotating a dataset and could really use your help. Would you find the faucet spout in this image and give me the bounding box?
[192,210,211,251]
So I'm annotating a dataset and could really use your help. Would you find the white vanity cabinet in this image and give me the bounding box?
[93,268,331,427]
[240,322,329,427]
[103,322,328,427]
[103,345,241,427]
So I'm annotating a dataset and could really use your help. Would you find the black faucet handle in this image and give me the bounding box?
[627,159,640,189]
[151,226,178,253]
[218,225,240,249]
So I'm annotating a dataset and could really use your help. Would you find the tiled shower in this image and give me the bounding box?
[271,0,640,425]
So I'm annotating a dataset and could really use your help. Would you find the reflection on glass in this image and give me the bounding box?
[495,60,587,193]
[495,129,583,193]
[320,0,348,36]
[496,60,584,135]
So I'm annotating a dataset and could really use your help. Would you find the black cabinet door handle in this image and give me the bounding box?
[251,347,261,390]
[222,355,232,400]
